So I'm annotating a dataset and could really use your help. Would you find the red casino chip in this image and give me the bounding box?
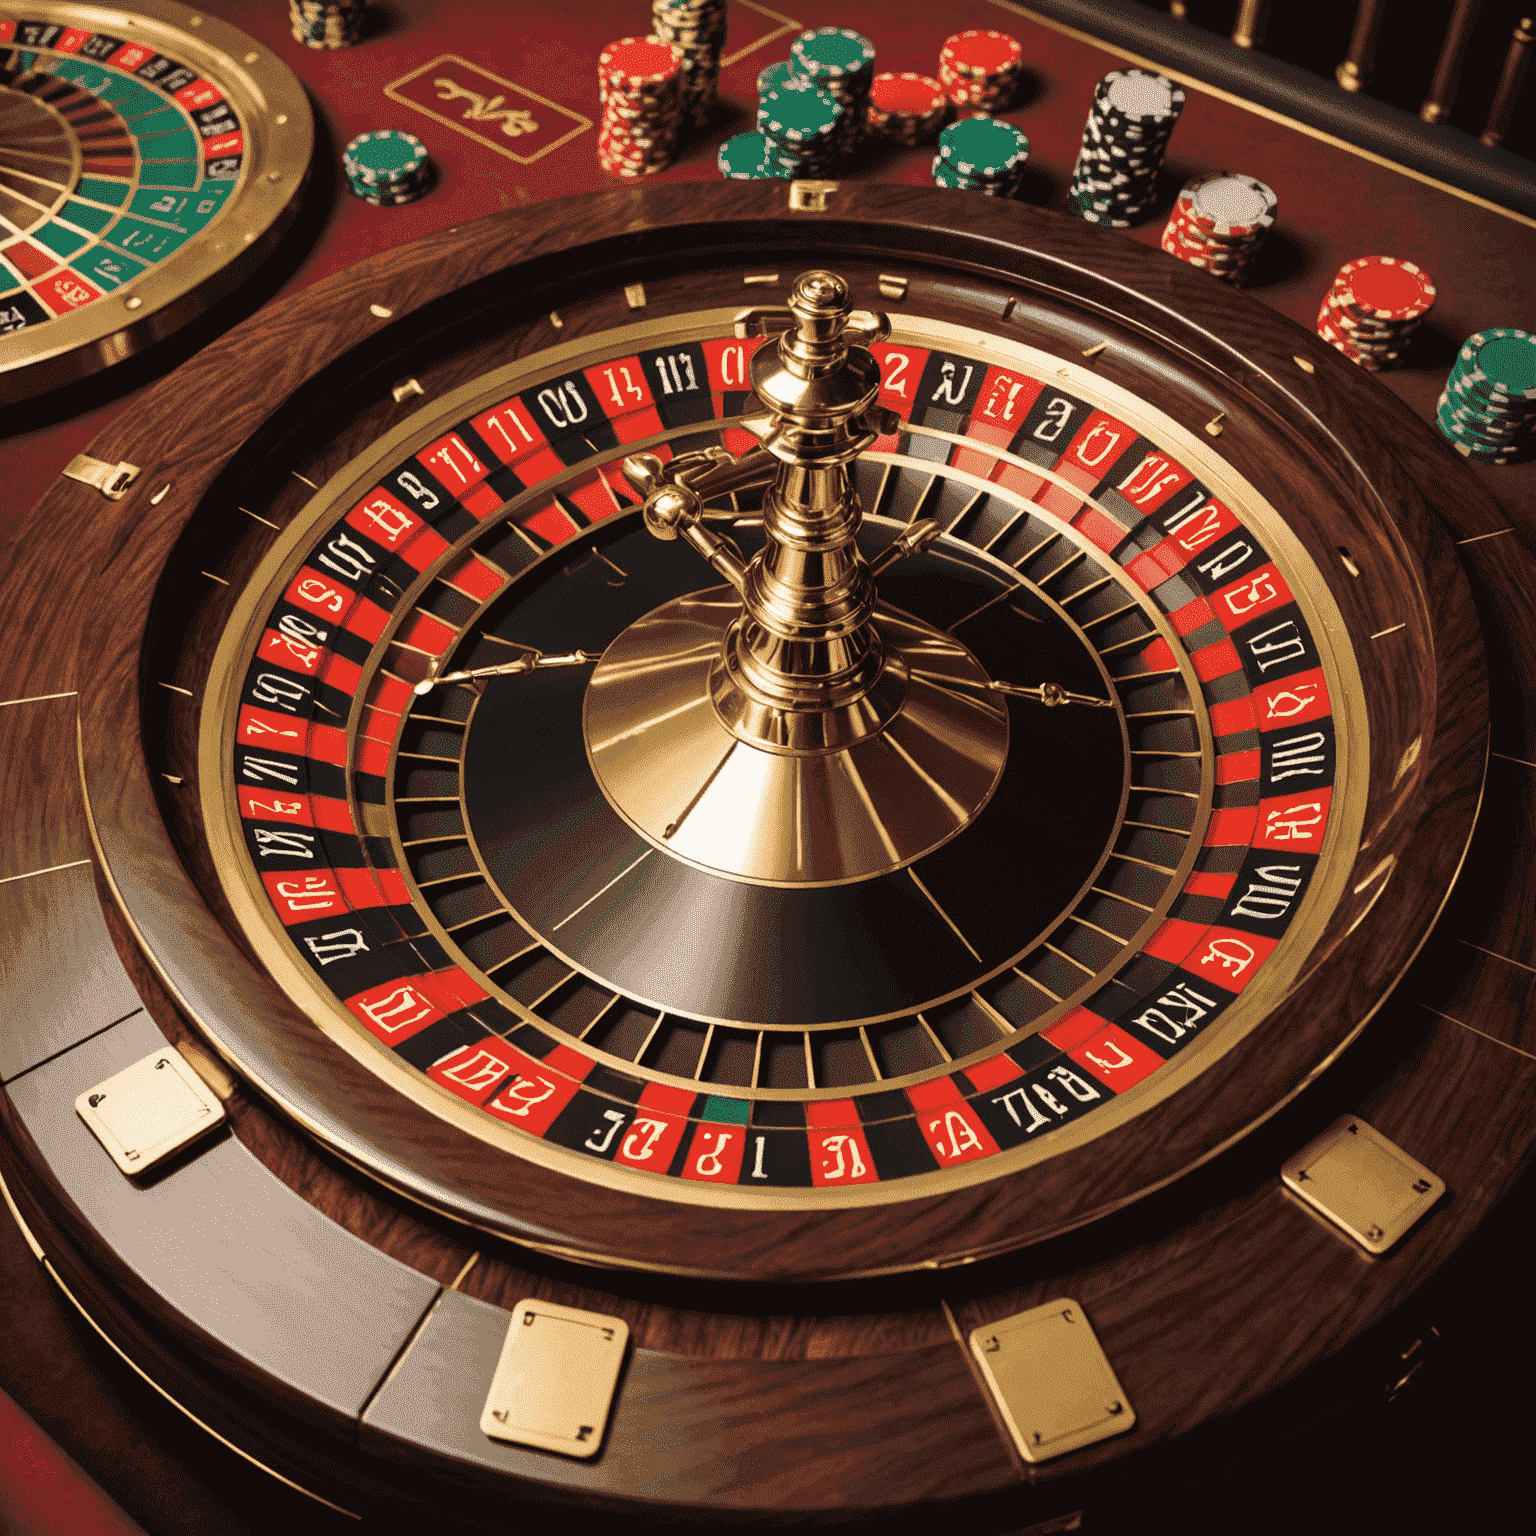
[868,70,946,118]
[939,28,1023,79]
[937,28,1022,110]
[1316,311,1402,371]
[1160,175,1277,287]
[866,71,947,143]
[1174,173,1278,235]
[597,35,682,179]
[598,36,683,90]
[1333,256,1436,321]
[1315,255,1434,370]
[937,61,1005,111]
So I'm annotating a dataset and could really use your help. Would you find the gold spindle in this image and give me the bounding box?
[1336,0,1389,91]
[1169,1,1189,19]
[1421,0,1484,123]
[1481,15,1534,145]
[1232,0,1271,49]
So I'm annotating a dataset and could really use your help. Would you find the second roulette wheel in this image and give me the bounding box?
[0,181,1515,1525]
[0,0,310,401]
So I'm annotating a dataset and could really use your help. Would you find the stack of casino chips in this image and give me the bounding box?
[1159,173,1278,285]
[1068,69,1184,227]
[1436,329,1536,465]
[725,61,801,179]
[717,130,784,180]
[651,0,726,129]
[289,0,367,49]
[754,61,794,139]
[342,130,431,206]
[789,27,876,159]
[938,29,1023,111]
[287,0,364,50]
[866,72,948,146]
[598,36,683,179]
[1315,256,1435,371]
[758,80,842,177]
[932,115,1030,197]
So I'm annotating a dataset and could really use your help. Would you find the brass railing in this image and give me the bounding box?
[1168,0,1531,146]
[1014,0,1536,215]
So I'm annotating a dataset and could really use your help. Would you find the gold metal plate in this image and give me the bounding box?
[969,1299,1135,1463]
[788,179,838,211]
[74,1047,226,1177]
[480,1298,629,1458]
[1281,1114,1444,1254]
[60,454,139,501]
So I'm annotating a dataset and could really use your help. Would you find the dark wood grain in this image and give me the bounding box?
[2,182,1532,1521]
[0,693,88,883]
[2,1011,440,1433]
[0,864,142,1084]
[0,691,143,1081]
[457,1257,953,1361]
[360,1287,1020,1521]
[85,853,482,1290]
[1453,529,1536,767]
[948,1011,1536,1473]
[1414,753,1536,1057]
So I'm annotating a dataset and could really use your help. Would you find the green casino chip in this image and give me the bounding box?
[343,129,428,186]
[759,83,841,144]
[1461,330,1536,396]
[791,27,876,82]
[938,115,1029,175]
[718,131,784,180]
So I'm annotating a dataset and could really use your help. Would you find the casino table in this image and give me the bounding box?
[2,3,1535,1534]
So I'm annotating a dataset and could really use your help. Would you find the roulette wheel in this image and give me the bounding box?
[0,180,1517,1526]
[0,0,310,403]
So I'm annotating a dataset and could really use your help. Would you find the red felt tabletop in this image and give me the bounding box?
[0,1386,149,1536]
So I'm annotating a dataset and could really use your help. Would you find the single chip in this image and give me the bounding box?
[1100,71,1178,119]
[760,82,841,143]
[938,115,1029,172]
[1183,173,1278,231]
[792,26,876,80]
[940,29,1023,78]
[1334,257,1436,321]
[757,59,796,98]
[718,130,781,179]
[1463,329,1536,395]
[343,129,428,185]
[599,36,683,86]
[868,71,946,117]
